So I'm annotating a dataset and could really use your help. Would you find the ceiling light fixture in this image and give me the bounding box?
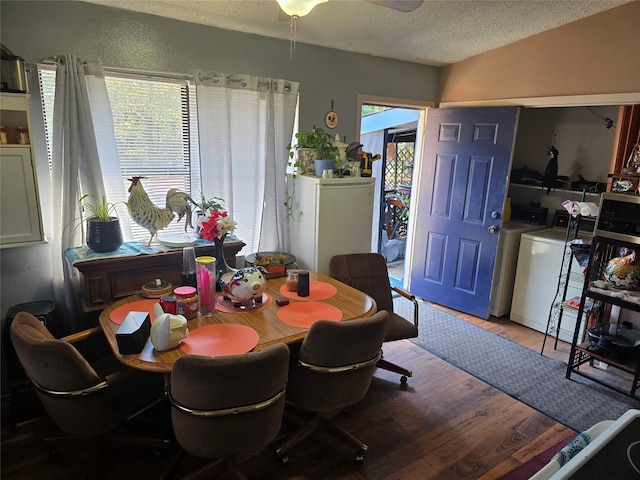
[276,0,328,17]
[276,0,328,61]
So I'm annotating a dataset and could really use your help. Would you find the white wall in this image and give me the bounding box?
[512,106,619,183]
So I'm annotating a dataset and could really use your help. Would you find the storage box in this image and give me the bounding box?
[116,311,150,354]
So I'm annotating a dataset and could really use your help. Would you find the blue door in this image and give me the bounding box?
[409,107,519,319]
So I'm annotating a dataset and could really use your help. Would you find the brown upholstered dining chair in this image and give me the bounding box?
[329,252,419,384]
[9,311,168,476]
[166,343,290,480]
[275,311,389,464]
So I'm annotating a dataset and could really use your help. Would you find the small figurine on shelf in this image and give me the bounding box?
[360,150,381,177]
[624,142,640,174]
[345,142,380,177]
[542,146,559,194]
[604,248,640,290]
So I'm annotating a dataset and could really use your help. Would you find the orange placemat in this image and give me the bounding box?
[277,302,343,328]
[279,281,338,301]
[110,299,159,325]
[179,324,259,357]
[215,293,273,313]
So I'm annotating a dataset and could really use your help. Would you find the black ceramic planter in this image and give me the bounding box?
[86,218,123,253]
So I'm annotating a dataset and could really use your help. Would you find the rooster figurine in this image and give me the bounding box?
[604,248,640,290]
[127,177,196,245]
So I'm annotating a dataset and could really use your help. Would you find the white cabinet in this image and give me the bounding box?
[287,174,375,274]
[0,93,45,247]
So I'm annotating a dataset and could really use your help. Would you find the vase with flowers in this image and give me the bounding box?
[193,193,225,236]
[198,204,238,290]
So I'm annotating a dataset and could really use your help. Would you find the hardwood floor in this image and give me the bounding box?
[2,302,612,480]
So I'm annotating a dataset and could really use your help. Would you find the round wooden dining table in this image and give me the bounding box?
[99,271,376,373]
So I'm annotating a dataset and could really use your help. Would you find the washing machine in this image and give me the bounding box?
[489,221,548,317]
[510,212,595,342]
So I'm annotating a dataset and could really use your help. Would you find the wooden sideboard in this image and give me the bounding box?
[70,240,244,312]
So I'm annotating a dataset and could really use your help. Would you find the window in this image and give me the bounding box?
[38,66,200,240]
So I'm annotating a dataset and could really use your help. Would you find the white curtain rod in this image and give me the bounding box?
[40,57,191,81]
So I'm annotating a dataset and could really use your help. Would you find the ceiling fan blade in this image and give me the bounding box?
[364,0,424,12]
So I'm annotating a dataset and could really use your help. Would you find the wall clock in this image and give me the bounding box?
[325,110,339,129]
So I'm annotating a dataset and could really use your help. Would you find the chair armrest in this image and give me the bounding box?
[61,325,103,344]
[104,367,138,386]
[391,286,419,327]
[391,285,413,301]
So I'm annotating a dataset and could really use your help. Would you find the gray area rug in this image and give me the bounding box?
[395,298,640,433]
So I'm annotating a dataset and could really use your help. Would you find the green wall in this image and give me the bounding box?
[1,0,440,142]
[0,0,439,324]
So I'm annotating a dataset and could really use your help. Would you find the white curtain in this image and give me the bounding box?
[362,131,385,253]
[50,55,124,332]
[193,71,299,255]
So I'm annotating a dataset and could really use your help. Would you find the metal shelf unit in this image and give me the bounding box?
[541,214,593,352]
[566,235,640,399]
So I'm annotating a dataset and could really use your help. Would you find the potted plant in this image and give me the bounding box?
[193,193,225,234]
[78,194,124,253]
[289,127,340,177]
[251,252,288,278]
[193,193,225,214]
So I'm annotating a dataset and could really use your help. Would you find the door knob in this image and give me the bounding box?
[491,211,501,219]
[488,225,498,234]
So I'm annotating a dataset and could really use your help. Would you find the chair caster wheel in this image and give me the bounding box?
[400,375,408,385]
[355,453,365,463]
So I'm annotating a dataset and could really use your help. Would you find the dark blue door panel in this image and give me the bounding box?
[410,107,518,319]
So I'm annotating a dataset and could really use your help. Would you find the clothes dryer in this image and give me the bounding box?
[510,213,595,342]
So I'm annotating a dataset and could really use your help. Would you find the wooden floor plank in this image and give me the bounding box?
[1,305,583,480]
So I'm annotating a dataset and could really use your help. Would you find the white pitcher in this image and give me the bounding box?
[150,303,189,351]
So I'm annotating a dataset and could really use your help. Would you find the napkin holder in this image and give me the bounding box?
[116,311,151,354]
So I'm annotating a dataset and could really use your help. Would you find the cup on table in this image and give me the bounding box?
[196,256,217,315]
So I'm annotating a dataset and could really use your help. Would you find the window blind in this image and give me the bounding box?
[37,66,200,241]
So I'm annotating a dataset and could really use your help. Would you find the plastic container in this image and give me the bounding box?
[181,246,197,288]
[17,126,29,145]
[160,295,177,314]
[196,256,217,315]
[174,286,198,320]
[285,271,299,291]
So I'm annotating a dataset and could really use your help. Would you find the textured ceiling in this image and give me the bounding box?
[79,0,630,66]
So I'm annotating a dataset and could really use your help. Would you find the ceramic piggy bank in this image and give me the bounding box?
[150,303,189,351]
[220,266,268,307]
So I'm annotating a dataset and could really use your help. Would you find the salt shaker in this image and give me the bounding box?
[297,271,310,297]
